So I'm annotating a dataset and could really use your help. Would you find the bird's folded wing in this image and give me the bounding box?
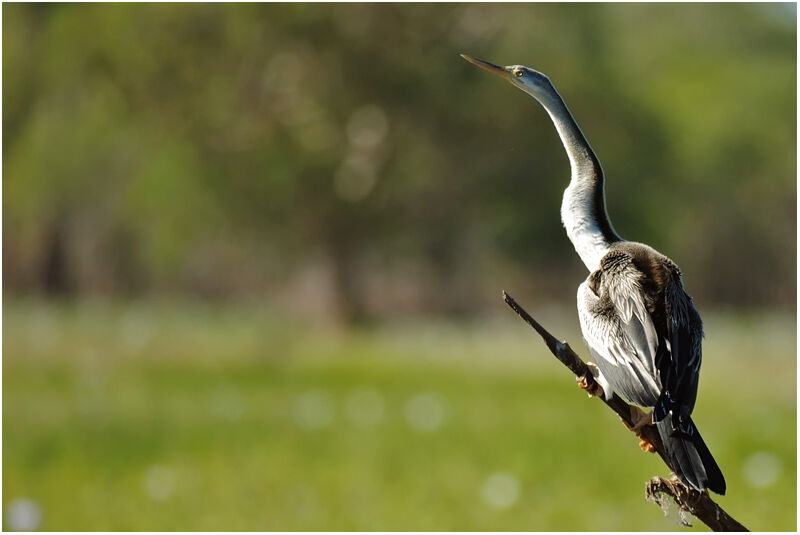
[603,260,660,377]
[663,277,703,416]
[577,263,661,402]
[577,281,633,368]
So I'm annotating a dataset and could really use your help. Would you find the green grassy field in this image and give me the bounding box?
[3,299,796,530]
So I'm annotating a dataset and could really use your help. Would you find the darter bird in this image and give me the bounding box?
[461,54,725,494]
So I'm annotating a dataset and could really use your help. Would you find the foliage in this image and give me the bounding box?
[3,4,796,319]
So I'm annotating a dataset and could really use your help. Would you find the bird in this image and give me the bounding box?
[461,54,725,495]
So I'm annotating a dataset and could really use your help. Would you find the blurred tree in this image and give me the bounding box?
[2,3,795,319]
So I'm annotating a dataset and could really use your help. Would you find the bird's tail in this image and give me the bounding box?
[655,416,726,495]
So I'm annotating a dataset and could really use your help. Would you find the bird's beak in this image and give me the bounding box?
[460,54,510,80]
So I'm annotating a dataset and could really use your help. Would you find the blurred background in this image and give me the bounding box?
[3,2,796,530]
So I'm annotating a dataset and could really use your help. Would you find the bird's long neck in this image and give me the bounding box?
[535,87,622,271]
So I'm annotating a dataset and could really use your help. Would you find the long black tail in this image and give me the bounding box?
[655,416,726,495]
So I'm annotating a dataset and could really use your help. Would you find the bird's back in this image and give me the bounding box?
[578,241,703,411]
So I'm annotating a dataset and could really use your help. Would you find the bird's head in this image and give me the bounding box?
[460,54,554,101]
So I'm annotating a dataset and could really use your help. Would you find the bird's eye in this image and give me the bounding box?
[514,69,524,78]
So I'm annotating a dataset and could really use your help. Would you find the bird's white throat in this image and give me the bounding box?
[561,181,613,271]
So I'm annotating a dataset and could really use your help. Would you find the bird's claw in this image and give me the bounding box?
[576,362,604,398]
[639,438,656,453]
[623,407,656,453]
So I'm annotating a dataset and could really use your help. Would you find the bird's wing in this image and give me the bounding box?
[657,276,703,426]
[577,281,635,368]
[577,255,661,405]
[602,257,660,378]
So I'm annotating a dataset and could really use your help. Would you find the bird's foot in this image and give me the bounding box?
[623,407,656,453]
[576,362,604,398]
[638,438,656,453]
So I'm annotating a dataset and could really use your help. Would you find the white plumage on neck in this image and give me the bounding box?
[529,83,621,272]
[560,180,613,271]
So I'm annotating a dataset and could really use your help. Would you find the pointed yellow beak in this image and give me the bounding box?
[460,54,510,80]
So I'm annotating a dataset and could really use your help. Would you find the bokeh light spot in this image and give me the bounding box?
[4,498,43,531]
[292,390,335,430]
[346,105,388,149]
[743,451,781,488]
[481,472,520,510]
[143,465,176,501]
[404,392,445,432]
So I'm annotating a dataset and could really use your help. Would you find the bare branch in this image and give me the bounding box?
[646,476,748,532]
[503,291,748,532]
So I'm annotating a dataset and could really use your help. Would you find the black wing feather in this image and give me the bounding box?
[654,276,703,432]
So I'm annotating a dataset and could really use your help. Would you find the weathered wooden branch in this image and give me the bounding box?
[646,476,748,532]
[502,291,747,532]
